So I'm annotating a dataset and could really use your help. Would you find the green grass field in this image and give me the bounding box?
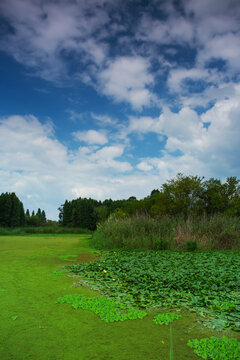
[0,235,239,359]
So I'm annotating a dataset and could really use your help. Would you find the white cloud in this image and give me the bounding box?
[128,116,159,133]
[0,103,239,220]
[185,0,240,18]
[128,107,203,142]
[0,1,240,220]
[1,0,240,111]
[167,68,209,93]
[131,96,240,178]
[180,82,237,108]
[197,32,240,71]
[93,146,123,160]
[137,14,194,45]
[73,130,108,145]
[88,146,132,172]
[183,0,240,72]
[0,0,110,82]
[90,113,117,126]
[98,57,154,109]
[0,115,132,219]
[137,162,153,171]
[0,115,67,171]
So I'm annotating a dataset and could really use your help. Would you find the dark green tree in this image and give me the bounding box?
[0,192,25,227]
[41,210,47,224]
[161,173,205,217]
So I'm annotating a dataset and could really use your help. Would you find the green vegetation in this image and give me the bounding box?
[57,294,147,322]
[25,207,47,226]
[0,192,47,228]
[59,174,240,231]
[1,173,239,359]
[91,214,240,250]
[184,240,198,251]
[0,192,25,227]
[0,225,92,235]
[66,250,240,331]
[59,197,98,229]
[153,312,182,325]
[0,235,239,359]
[1,174,240,233]
[187,336,240,359]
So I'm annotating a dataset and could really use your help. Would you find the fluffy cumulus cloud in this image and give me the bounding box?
[1,94,239,219]
[1,0,240,108]
[133,91,240,178]
[73,130,108,145]
[98,57,154,109]
[0,115,134,219]
[0,0,110,82]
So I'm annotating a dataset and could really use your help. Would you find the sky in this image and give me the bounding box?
[0,0,240,220]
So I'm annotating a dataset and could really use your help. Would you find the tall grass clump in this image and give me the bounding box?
[90,214,240,250]
[90,215,175,250]
[174,214,240,250]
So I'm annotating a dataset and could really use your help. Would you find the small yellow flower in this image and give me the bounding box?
[103,270,107,273]
[113,279,116,281]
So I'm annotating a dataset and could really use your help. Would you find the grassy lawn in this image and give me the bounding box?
[0,235,239,360]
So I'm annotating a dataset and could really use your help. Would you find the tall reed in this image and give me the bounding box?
[90,214,240,250]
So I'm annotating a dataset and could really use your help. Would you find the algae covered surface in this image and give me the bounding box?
[0,235,239,360]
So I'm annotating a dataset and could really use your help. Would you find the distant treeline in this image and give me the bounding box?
[0,192,46,227]
[59,174,240,230]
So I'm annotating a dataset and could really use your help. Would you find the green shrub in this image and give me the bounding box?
[184,240,198,251]
[187,336,240,360]
[154,238,168,250]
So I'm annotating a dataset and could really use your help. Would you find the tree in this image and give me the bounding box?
[60,198,98,230]
[161,173,205,217]
[41,210,47,224]
[96,205,109,224]
[128,196,137,201]
[0,192,25,227]
[150,189,160,196]
[203,178,226,214]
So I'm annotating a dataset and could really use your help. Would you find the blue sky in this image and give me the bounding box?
[0,0,240,219]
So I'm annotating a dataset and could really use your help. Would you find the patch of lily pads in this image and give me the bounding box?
[153,312,181,325]
[65,249,240,331]
[187,336,240,360]
[56,294,147,322]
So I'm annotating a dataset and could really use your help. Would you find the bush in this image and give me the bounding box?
[154,238,168,250]
[184,240,197,251]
